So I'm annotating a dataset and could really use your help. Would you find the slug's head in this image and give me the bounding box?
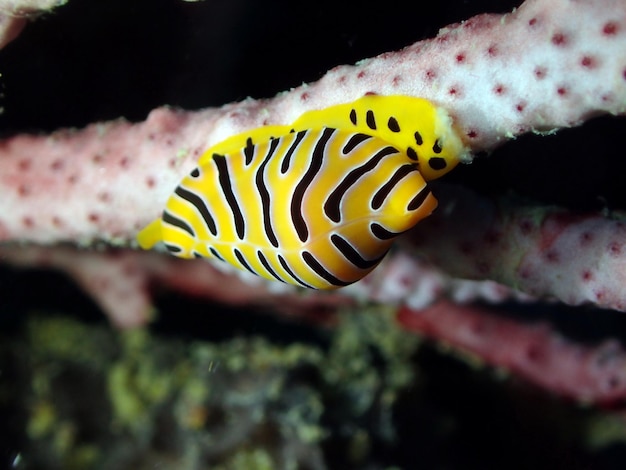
[348,95,469,180]
[295,95,469,181]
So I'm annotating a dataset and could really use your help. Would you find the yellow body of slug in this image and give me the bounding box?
[138,95,467,289]
[207,94,467,181]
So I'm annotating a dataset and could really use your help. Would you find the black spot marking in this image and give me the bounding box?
[244,137,255,165]
[370,222,400,240]
[414,131,423,146]
[371,164,416,210]
[281,130,307,174]
[432,139,442,153]
[366,110,377,130]
[428,157,447,170]
[342,133,372,155]
[258,251,285,282]
[174,186,217,236]
[331,234,386,269]
[408,187,432,211]
[165,243,182,253]
[190,168,200,178]
[349,109,357,125]
[302,251,352,287]
[278,254,314,288]
[406,147,418,161]
[209,247,225,261]
[163,210,195,236]
[387,117,401,132]
[234,248,256,274]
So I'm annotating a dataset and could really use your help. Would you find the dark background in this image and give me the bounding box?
[1,0,626,468]
[2,0,626,210]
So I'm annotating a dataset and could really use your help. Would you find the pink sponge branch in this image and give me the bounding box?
[0,0,66,48]
[406,185,626,312]
[0,244,354,328]
[1,0,626,246]
[398,301,626,404]
[0,241,532,327]
[4,241,626,403]
[0,108,221,243]
[291,0,626,150]
[347,250,534,308]
[0,14,25,49]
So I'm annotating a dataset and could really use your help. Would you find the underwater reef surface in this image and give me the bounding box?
[2,303,626,470]
[2,0,626,467]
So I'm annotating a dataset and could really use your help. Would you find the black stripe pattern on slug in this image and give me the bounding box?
[291,127,334,242]
[256,137,281,248]
[154,126,437,289]
[213,154,246,240]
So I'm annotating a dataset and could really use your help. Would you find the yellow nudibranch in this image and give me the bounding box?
[138,95,467,289]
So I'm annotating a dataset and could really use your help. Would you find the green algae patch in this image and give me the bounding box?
[0,307,422,469]
[3,307,625,469]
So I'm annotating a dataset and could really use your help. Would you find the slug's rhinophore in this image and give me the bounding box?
[138,95,467,289]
